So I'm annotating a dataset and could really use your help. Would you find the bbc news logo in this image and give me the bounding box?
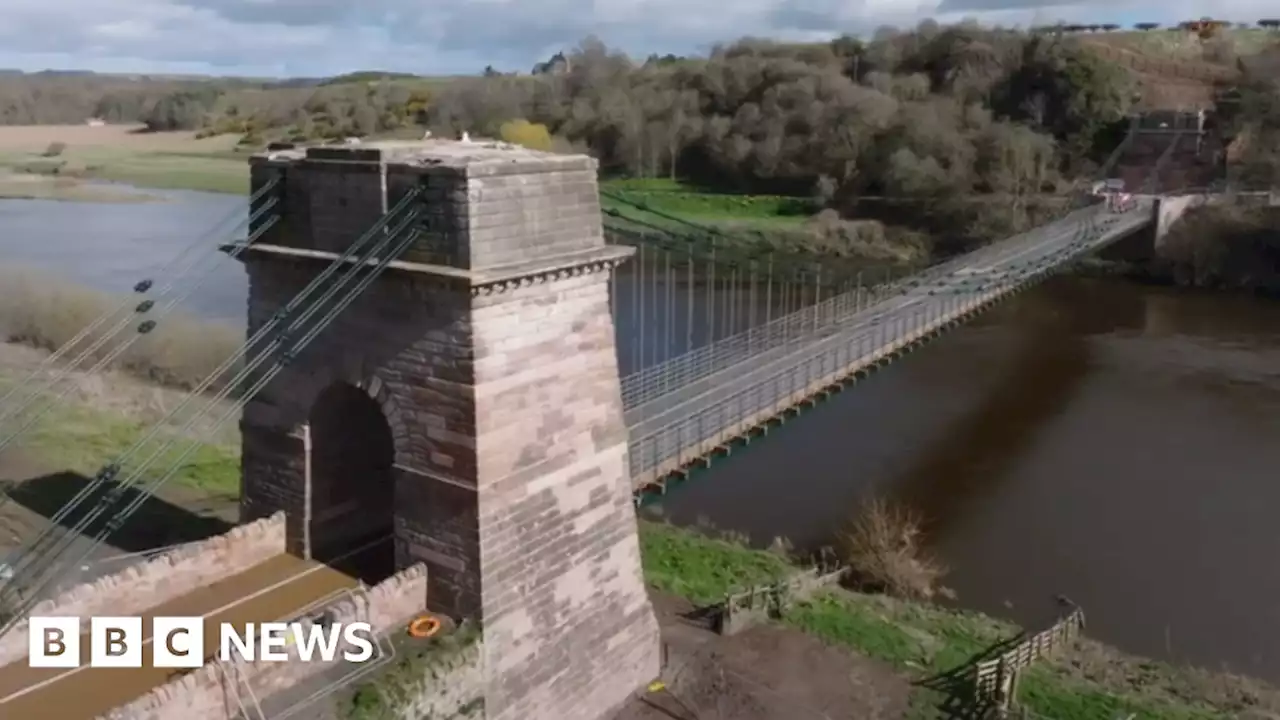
[29,617,376,668]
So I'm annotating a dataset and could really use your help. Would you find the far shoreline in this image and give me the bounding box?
[0,173,166,204]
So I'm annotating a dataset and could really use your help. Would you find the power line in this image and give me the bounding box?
[0,189,425,635]
[0,178,279,417]
[0,197,280,459]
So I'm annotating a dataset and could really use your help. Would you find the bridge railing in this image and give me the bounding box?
[620,280,883,408]
[626,205,1148,486]
[620,203,1110,411]
[627,284,994,482]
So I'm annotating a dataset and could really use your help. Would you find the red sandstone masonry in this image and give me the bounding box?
[0,513,287,668]
[99,564,430,720]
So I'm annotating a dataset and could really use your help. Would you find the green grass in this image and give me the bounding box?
[639,520,792,603]
[638,519,1262,720]
[0,370,240,500]
[84,154,248,194]
[600,178,814,233]
[24,403,241,498]
[0,147,250,195]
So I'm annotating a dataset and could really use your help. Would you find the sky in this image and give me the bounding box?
[0,0,1276,79]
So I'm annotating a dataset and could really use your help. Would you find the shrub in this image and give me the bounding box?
[498,119,553,151]
[41,142,66,158]
[837,497,947,601]
[0,268,242,393]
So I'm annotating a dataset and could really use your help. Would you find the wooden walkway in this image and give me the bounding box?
[626,203,1154,494]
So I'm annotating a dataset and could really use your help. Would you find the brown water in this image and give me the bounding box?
[652,277,1280,681]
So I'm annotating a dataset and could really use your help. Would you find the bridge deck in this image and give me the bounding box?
[0,545,378,719]
[624,204,1153,490]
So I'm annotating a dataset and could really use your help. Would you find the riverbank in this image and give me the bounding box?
[0,123,933,264]
[0,124,250,197]
[1075,204,1280,295]
[0,340,1275,719]
[641,521,1280,719]
[0,170,161,203]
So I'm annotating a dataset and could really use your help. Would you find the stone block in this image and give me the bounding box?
[234,140,658,720]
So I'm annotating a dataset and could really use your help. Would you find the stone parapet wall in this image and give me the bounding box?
[99,564,429,720]
[0,513,287,667]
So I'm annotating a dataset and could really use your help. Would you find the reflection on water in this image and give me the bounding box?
[0,190,247,325]
[654,277,1280,681]
[4,192,1280,680]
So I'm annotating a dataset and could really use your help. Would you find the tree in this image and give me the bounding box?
[351,105,378,136]
[1134,22,1161,31]
[992,37,1133,164]
[141,89,220,131]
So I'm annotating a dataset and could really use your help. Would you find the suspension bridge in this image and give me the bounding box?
[0,126,1183,720]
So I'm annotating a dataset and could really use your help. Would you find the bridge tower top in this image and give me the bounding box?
[247,139,628,271]
[237,139,659,720]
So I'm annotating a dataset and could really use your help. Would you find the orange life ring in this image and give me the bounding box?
[407,614,442,639]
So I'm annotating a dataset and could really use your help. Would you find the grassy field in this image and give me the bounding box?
[640,521,1279,720]
[0,124,252,196]
[600,177,812,233]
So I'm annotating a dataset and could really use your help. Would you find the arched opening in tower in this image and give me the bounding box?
[308,382,397,584]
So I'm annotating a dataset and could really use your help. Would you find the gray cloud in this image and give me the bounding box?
[0,0,1273,76]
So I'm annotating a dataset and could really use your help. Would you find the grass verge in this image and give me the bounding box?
[640,519,1278,720]
[600,177,814,233]
[0,343,240,500]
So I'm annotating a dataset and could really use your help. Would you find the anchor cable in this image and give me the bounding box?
[0,198,426,633]
[0,189,423,619]
[0,179,279,415]
[0,198,280,456]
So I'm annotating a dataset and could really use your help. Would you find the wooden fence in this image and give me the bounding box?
[715,554,845,635]
[973,606,1087,712]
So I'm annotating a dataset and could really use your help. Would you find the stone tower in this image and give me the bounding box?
[236,141,660,720]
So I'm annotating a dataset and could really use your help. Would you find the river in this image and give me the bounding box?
[2,189,1280,681]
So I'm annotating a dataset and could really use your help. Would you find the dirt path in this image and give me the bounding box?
[615,594,911,720]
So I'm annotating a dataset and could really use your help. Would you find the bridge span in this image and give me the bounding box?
[623,200,1154,493]
[0,135,1174,720]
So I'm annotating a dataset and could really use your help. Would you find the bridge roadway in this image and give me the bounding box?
[0,538,387,719]
[623,201,1154,489]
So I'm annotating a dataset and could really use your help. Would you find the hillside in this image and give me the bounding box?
[1,22,1276,249]
[1073,26,1278,109]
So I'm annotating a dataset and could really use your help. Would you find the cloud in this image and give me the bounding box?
[0,0,1275,77]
